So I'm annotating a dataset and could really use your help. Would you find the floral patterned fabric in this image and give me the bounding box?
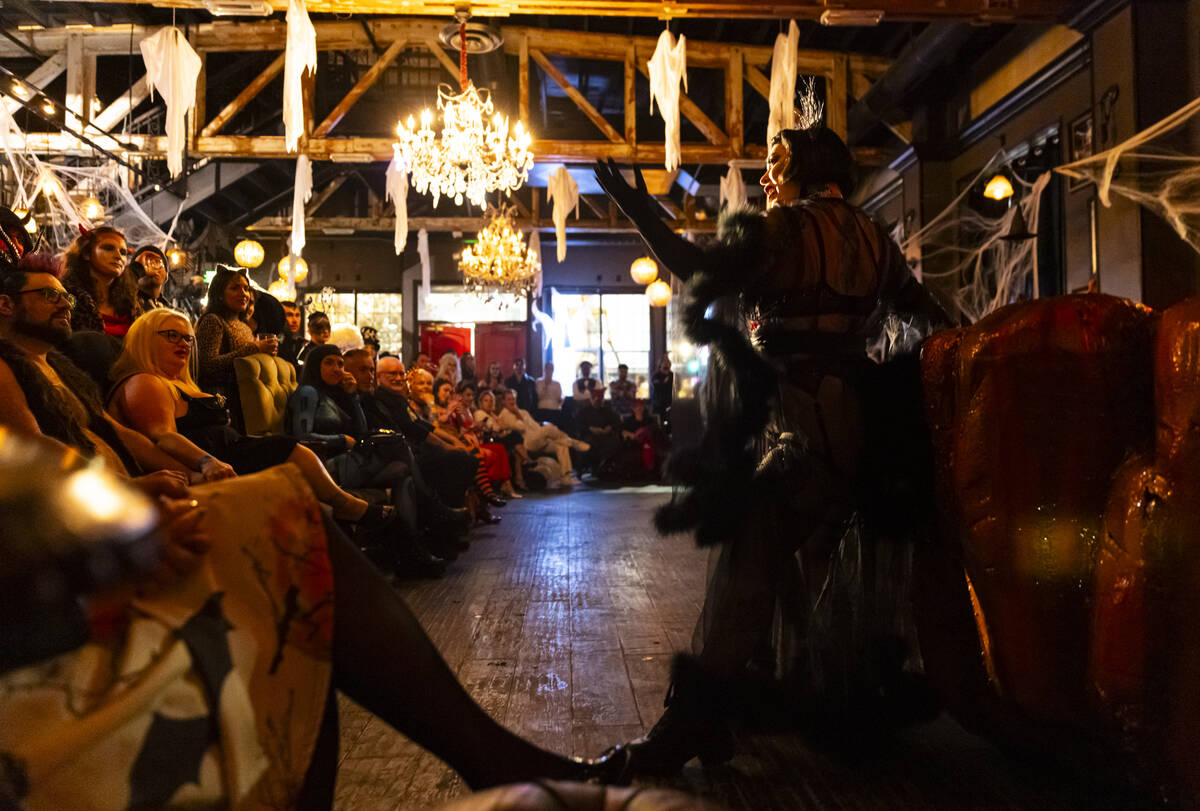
[0,464,334,810]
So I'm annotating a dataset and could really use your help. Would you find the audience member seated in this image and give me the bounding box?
[344,348,471,559]
[497,389,587,487]
[248,283,287,338]
[474,388,529,493]
[107,309,396,535]
[375,356,479,512]
[433,376,514,505]
[416,350,437,375]
[195,268,277,423]
[436,349,461,386]
[61,225,141,338]
[621,398,666,478]
[480,360,507,395]
[504,356,538,412]
[459,350,477,385]
[129,245,169,311]
[575,385,623,476]
[572,360,602,400]
[286,344,446,576]
[0,426,622,809]
[296,310,332,366]
[608,363,637,418]
[279,300,305,365]
[0,253,199,481]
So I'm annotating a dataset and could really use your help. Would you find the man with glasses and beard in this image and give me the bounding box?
[0,229,192,478]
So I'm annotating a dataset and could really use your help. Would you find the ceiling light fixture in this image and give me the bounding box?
[459,205,539,299]
[234,238,265,268]
[645,279,672,307]
[983,174,1015,201]
[394,12,533,208]
[630,256,658,285]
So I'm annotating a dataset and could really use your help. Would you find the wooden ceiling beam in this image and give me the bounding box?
[634,61,728,147]
[313,37,405,138]
[200,52,284,138]
[529,47,623,144]
[22,1,1069,24]
[246,214,718,235]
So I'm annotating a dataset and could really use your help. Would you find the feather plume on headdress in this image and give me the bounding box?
[794,76,825,132]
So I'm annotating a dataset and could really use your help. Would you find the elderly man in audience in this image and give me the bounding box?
[344,348,471,557]
[497,389,587,487]
[376,356,480,507]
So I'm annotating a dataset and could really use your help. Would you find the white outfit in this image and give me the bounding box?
[497,407,586,475]
[473,409,505,434]
[536,378,563,410]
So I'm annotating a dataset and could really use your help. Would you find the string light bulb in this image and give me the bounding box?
[630,256,658,285]
[80,196,104,220]
[645,279,671,307]
[234,238,265,268]
[278,255,308,283]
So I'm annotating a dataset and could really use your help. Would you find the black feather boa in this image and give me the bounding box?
[653,207,780,546]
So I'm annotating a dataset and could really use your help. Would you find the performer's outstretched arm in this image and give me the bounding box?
[594,159,708,281]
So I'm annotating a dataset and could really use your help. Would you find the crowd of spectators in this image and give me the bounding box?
[0,210,627,807]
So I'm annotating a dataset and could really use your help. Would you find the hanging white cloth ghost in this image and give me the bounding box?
[386,156,408,255]
[768,20,799,143]
[648,29,687,171]
[527,230,543,298]
[139,27,201,178]
[418,229,431,298]
[546,167,578,262]
[719,163,746,211]
[288,154,312,261]
[283,0,317,154]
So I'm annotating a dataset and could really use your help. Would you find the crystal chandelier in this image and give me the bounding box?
[394,17,533,208]
[459,206,539,298]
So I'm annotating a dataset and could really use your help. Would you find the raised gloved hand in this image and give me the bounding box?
[593,158,707,282]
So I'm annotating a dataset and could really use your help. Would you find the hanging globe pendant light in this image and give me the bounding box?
[630,256,658,285]
[235,238,265,268]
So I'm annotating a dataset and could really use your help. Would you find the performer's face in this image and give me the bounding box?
[760,141,799,209]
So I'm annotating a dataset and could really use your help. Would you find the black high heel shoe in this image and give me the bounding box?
[485,494,507,508]
[595,655,735,782]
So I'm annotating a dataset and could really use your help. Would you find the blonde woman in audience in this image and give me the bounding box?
[474,388,530,493]
[435,349,460,386]
[108,308,392,528]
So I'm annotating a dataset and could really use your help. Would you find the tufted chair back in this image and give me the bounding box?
[234,354,298,436]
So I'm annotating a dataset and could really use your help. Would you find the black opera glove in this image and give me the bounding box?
[593,158,707,282]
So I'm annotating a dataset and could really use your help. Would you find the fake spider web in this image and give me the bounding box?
[0,104,174,256]
[1056,93,1200,255]
[898,154,1049,325]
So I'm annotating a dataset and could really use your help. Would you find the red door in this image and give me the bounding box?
[475,323,527,381]
[420,324,472,360]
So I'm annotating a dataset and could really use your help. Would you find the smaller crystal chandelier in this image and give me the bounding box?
[459,206,539,299]
[394,14,533,208]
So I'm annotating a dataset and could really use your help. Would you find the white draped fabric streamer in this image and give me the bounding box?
[648,30,687,171]
[767,20,799,143]
[139,27,201,178]
[289,154,312,263]
[528,230,544,298]
[386,156,408,255]
[418,229,431,297]
[283,0,317,154]
[546,167,578,262]
[719,163,746,211]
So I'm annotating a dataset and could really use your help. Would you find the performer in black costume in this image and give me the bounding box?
[594,123,949,777]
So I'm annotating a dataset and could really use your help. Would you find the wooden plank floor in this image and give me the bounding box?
[333,486,1153,810]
